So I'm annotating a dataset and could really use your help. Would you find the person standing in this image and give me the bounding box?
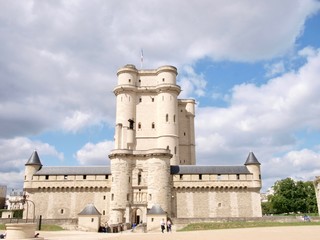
[160,219,166,233]
[167,219,172,232]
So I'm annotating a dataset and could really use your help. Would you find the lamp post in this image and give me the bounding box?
[22,191,35,223]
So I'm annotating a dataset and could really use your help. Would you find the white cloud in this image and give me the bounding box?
[62,111,92,133]
[75,140,114,165]
[195,48,320,190]
[178,65,207,99]
[264,61,286,77]
[0,0,318,139]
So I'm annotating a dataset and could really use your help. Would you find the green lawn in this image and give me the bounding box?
[179,221,320,231]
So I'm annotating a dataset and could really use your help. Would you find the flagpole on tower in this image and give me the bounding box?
[140,49,143,69]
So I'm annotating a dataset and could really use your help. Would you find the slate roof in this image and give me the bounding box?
[78,203,101,216]
[170,165,251,175]
[25,151,42,166]
[244,152,261,165]
[147,204,166,215]
[34,166,111,175]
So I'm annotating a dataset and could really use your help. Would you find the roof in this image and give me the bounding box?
[147,204,166,215]
[34,166,111,175]
[25,151,42,166]
[170,165,251,174]
[78,203,101,216]
[244,152,261,165]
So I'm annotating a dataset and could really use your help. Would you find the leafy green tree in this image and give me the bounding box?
[268,178,318,214]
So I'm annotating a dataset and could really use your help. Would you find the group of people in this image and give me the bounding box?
[160,219,172,233]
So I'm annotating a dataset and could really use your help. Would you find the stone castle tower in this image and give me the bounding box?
[23,64,262,228]
[109,64,196,224]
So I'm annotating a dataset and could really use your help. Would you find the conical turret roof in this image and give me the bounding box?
[78,203,101,215]
[244,152,260,165]
[147,204,166,215]
[25,150,42,166]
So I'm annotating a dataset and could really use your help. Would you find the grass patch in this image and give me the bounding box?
[179,221,320,231]
[40,225,64,231]
[0,224,4,230]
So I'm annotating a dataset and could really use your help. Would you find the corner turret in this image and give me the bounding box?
[24,151,42,186]
[244,152,261,185]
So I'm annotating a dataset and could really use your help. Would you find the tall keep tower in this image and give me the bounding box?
[109,64,195,224]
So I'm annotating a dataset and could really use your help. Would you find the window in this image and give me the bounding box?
[218,203,222,207]
[166,114,169,122]
[149,194,152,200]
[64,175,68,180]
[217,174,221,180]
[162,78,165,82]
[103,196,106,200]
[139,79,141,83]
[129,176,131,183]
[60,209,64,214]
[199,174,202,180]
[91,218,94,222]
[184,132,186,136]
[180,174,183,180]
[83,175,87,180]
[103,210,105,215]
[166,146,169,150]
[152,122,155,129]
[236,174,240,180]
[138,173,142,185]
[128,79,131,83]
[152,98,154,102]
[127,194,130,201]
[111,194,114,201]
[138,122,141,129]
[173,115,176,122]
[45,175,49,180]
[139,98,142,102]
[105,175,108,179]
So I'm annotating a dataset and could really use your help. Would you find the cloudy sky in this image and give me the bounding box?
[1,0,320,192]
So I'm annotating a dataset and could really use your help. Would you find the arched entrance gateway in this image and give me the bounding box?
[131,208,143,224]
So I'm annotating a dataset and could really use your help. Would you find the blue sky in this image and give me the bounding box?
[1,0,320,192]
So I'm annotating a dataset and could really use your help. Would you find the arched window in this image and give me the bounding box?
[152,122,155,129]
[166,114,169,122]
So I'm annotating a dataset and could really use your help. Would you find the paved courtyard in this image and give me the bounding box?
[38,226,320,240]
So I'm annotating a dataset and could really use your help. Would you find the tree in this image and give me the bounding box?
[267,178,318,214]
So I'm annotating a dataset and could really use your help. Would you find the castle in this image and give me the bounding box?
[23,64,262,228]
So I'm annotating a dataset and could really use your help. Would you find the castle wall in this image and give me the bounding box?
[174,187,261,218]
[24,175,111,222]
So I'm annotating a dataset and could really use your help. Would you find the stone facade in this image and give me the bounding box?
[23,64,262,226]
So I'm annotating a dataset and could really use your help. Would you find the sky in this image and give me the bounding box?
[1,0,320,193]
